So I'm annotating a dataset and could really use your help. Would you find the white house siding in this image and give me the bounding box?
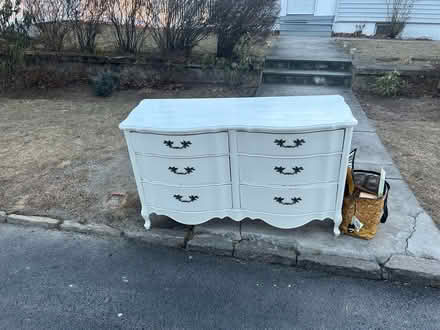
[279,0,337,17]
[314,0,338,16]
[334,0,440,40]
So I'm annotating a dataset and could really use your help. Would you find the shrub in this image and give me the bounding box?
[0,39,26,88]
[149,0,212,57]
[24,0,74,51]
[211,0,279,59]
[1,0,32,40]
[375,70,407,96]
[107,0,152,54]
[223,56,263,87]
[92,71,119,96]
[386,0,414,39]
[22,68,86,89]
[70,0,108,53]
[0,0,31,89]
[353,24,365,38]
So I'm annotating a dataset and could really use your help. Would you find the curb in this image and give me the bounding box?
[384,255,440,287]
[297,254,382,280]
[6,214,61,229]
[0,211,6,223]
[61,220,121,237]
[233,238,383,280]
[2,212,188,251]
[2,211,440,288]
[186,233,235,257]
[234,239,297,266]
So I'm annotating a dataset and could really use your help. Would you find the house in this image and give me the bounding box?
[278,0,440,40]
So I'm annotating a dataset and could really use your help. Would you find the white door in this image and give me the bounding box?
[287,0,316,15]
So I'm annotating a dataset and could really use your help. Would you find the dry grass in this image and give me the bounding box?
[335,38,440,65]
[0,85,256,230]
[357,94,440,228]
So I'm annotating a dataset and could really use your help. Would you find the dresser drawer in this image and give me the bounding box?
[136,155,230,185]
[237,130,345,156]
[240,184,338,215]
[128,132,229,156]
[239,154,341,186]
[143,183,232,212]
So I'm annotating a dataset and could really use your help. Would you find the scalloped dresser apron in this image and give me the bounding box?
[119,96,358,236]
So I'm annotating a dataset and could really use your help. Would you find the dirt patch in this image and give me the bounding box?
[0,84,255,231]
[356,93,440,228]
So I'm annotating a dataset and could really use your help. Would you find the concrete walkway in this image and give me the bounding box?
[188,83,440,284]
[268,36,351,61]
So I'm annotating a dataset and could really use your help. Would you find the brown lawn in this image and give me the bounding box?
[357,93,440,228]
[0,84,255,231]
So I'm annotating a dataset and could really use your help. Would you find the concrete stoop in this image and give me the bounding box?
[263,69,352,87]
[265,57,352,72]
[279,15,333,38]
[263,36,353,88]
[263,58,352,87]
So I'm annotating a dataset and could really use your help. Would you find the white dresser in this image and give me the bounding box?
[120,96,357,236]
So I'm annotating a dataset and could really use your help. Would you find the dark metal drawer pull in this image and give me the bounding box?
[174,194,199,203]
[164,140,192,149]
[274,166,304,175]
[169,166,195,175]
[274,138,305,149]
[274,197,302,205]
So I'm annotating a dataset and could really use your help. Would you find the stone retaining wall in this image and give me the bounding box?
[352,64,440,96]
[0,51,263,89]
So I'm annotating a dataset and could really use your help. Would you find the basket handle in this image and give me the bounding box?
[381,181,390,223]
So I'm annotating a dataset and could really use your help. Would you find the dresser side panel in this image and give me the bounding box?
[124,131,147,208]
[228,130,241,209]
[334,127,354,231]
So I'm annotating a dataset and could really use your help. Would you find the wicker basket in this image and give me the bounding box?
[340,169,390,240]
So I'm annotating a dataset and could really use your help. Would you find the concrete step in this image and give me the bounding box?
[280,24,332,32]
[281,20,333,25]
[280,17,333,24]
[279,30,332,37]
[280,15,334,22]
[265,58,352,73]
[281,21,333,26]
[263,69,352,87]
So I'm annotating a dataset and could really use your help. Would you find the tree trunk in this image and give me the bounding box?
[216,34,235,58]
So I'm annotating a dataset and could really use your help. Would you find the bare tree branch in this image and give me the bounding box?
[24,0,74,51]
[386,0,414,38]
[211,0,279,59]
[107,0,152,54]
[70,0,109,53]
[149,0,212,57]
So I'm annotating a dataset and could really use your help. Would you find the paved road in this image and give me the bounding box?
[0,224,439,329]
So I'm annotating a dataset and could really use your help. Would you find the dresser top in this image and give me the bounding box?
[120,95,358,133]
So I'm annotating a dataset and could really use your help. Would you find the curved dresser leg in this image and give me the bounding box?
[334,213,342,237]
[142,209,151,230]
